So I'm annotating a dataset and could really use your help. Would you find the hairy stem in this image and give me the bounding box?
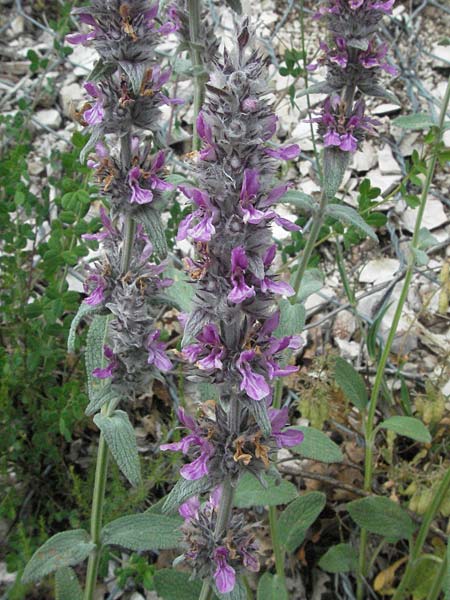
[199,397,239,599]
[84,133,135,600]
[356,75,450,600]
[188,0,204,151]
[83,427,109,600]
[291,190,327,297]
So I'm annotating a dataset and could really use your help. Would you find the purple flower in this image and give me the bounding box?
[228,247,255,304]
[179,496,200,521]
[265,144,301,160]
[143,150,174,192]
[92,346,119,379]
[213,547,236,594]
[196,112,217,161]
[183,324,225,370]
[269,408,304,448]
[177,186,218,243]
[83,82,104,125]
[239,169,266,224]
[323,128,342,147]
[236,350,270,402]
[146,330,173,372]
[359,41,398,76]
[82,206,118,242]
[160,408,214,480]
[257,245,295,297]
[128,166,153,204]
[83,273,107,305]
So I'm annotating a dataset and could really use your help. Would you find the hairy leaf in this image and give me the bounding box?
[101,513,182,550]
[326,203,378,241]
[67,302,100,353]
[154,569,204,600]
[378,416,431,443]
[162,477,211,514]
[318,543,358,573]
[22,530,94,584]
[334,357,368,411]
[347,496,415,539]
[234,472,297,508]
[133,206,168,259]
[296,269,324,302]
[85,315,110,403]
[392,113,436,130]
[55,567,83,600]
[275,299,306,338]
[278,492,326,553]
[250,400,272,437]
[279,190,316,213]
[218,577,247,599]
[163,266,194,313]
[290,426,343,463]
[323,147,350,200]
[257,572,288,600]
[296,81,335,98]
[94,410,141,486]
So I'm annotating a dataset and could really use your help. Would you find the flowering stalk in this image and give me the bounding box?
[188,0,204,150]
[294,0,398,298]
[65,3,180,598]
[161,22,304,594]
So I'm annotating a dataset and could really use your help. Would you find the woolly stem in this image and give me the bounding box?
[199,397,239,599]
[356,75,450,600]
[188,0,204,151]
[84,133,135,600]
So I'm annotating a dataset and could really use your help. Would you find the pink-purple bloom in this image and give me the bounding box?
[269,408,305,448]
[128,166,153,205]
[213,547,236,594]
[83,82,104,125]
[92,346,119,379]
[146,330,173,373]
[236,350,271,402]
[228,247,255,304]
[177,186,218,243]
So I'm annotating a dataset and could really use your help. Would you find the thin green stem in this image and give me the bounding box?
[292,191,327,297]
[188,0,204,151]
[357,76,450,600]
[83,429,109,600]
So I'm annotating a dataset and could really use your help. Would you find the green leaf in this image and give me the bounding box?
[296,269,324,302]
[101,513,182,550]
[133,206,168,259]
[67,302,100,353]
[162,477,211,514]
[334,357,368,411]
[279,190,316,213]
[417,228,438,250]
[257,572,288,600]
[296,81,335,98]
[22,530,94,584]
[55,567,83,600]
[119,60,147,95]
[378,416,431,443]
[326,203,378,241]
[154,569,204,600]
[323,147,350,200]
[290,426,343,463]
[250,399,272,437]
[234,472,298,508]
[275,299,306,337]
[85,386,118,416]
[393,113,436,130]
[94,410,141,486]
[163,266,194,313]
[347,496,416,539]
[445,538,450,600]
[278,492,326,553]
[318,543,358,573]
[85,315,110,403]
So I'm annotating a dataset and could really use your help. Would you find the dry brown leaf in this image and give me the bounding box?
[373,556,408,595]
